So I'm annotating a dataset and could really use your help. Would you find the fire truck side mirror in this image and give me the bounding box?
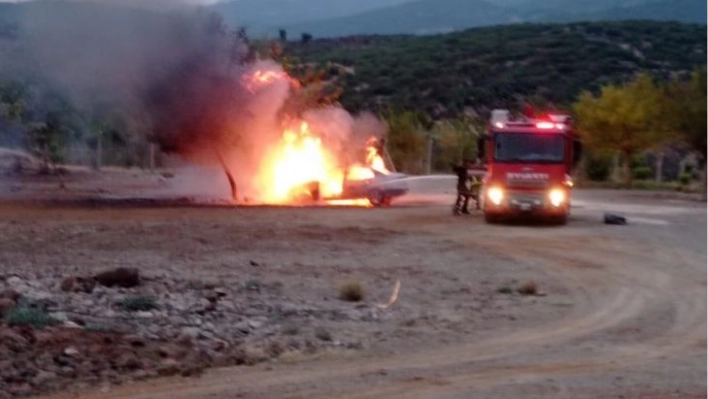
[572,139,583,168]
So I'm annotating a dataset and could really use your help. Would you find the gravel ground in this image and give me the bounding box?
[0,168,705,399]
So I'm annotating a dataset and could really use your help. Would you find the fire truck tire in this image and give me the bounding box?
[484,213,500,224]
[553,214,568,225]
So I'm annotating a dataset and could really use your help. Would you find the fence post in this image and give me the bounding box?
[426,136,433,175]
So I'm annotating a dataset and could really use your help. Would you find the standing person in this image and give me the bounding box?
[467,158,486,210]
[452,163,471,215]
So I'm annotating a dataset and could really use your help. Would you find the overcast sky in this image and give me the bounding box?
[0,0,221,4]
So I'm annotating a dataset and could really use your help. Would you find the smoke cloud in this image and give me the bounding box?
[0,1,386,202]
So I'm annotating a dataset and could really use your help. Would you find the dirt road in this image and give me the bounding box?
[2,172,705,399]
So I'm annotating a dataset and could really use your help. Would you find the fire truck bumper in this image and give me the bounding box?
[483,191,569,218]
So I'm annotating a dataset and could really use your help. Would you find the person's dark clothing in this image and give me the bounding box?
[453,165,471,214]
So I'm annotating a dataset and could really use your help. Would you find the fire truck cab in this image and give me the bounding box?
[478,109,582,224]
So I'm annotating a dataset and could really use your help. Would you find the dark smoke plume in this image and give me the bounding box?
[2,2,260,196]
[1,1,388,202]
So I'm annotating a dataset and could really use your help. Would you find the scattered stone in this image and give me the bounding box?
[63,321,82,329]
[248,320,264,330]
[50,312,69,323]
[94,268,140,288]
[233,321,251,334]
[6,276,23,288]
[124,335,147,348]
[157,359,180,376]
[0,266,375,399]
[204,293,219,304]
[115,353,142,371]
[135,311,154,319]
[63,347,80,358]
[177,326,198,338]
[60,277,96,293]
[211,340,228,352]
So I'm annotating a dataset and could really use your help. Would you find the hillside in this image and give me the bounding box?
[285,21,706,117]
[276,0,706,38]
[577,0,708,25]
[280,0,512,38]
[211,0,411,34]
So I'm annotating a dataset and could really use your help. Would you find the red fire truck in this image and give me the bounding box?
[477,108,582,224]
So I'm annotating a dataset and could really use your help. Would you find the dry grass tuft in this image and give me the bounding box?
[339,279,364,302]
[517,281,538,296]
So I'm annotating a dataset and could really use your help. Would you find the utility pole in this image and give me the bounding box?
[426,136,433,175]
[149,143,156,173]
[655,150,664,183]
[95,130,102,171]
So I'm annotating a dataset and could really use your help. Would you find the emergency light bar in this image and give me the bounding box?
[536,122,566,130]
[493,121,566,130]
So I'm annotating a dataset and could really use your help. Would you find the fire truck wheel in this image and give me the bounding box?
[484,213,500,224]
[552,214,568,225]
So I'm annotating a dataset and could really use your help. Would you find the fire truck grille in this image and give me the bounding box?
[506,179,549,189]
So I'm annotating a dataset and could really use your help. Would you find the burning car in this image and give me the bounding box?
[288,166,409,207]
[339,169,409,206]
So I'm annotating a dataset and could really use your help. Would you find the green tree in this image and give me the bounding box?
[26,113,70,189]
[384,111,428,174]
[573,73,664,188]
[431,116,480,171]
[664,67,707,196]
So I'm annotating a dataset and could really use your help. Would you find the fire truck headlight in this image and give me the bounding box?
[549,189,565,207]
[488,187,504,205]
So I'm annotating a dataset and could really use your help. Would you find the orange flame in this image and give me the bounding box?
[244,69,286,93]
[366,138,389,174]
[262,121,344,203]
[246,69,389,206]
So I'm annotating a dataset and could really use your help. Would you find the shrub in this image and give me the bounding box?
[117,296,159,312]
[497,286,513,294]
[517,282,538,296]
[5,307,59,329]
[632,166,653,180]
[266,341,285,358]
[339,280,364,302]
[585,153,613,181]
[679,172,692,186]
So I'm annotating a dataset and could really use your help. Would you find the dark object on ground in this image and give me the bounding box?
[94,268,141,288]
[604,213,627,225]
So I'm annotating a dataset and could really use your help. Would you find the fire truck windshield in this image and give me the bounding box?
[493,132,565,163]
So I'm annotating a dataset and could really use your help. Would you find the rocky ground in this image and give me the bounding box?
[0,188,556,398]
[0,165,704,399]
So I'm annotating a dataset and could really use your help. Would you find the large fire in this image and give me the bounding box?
[246,69,389,206]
